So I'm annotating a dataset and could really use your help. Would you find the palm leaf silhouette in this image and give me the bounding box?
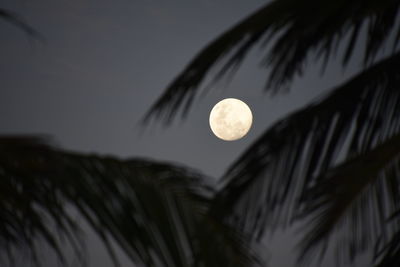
[296,134,400,265]
[4,0,400,266]
[374,210,400,267]
[212,52,400,239]
[144,0,400,123]
[142,0,400,265]
[0,136,261,267]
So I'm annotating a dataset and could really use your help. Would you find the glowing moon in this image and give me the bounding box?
[209,98,253,141]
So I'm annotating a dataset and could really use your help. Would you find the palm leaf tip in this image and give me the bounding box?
[0,9,41,39]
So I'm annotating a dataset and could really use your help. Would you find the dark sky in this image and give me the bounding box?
[0,0,368,266]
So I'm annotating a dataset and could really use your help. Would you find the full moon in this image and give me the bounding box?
[209,98,253,141]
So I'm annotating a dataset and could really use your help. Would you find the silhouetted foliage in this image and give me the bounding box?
[0,136,262,267]
[145,0,400,266]
[213,52,400,238]
[145,0,400,124]
[375,210,400,267]
[4,0,400,266]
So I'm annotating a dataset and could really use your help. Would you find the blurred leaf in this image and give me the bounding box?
[374,210,400,267]
[0,9,40,38]
[0,136,262,267]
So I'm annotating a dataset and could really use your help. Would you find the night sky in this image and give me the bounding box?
[0,0,369,266]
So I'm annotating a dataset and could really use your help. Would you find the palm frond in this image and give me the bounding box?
[145,0,400,124]
[296,134,400,265]
[374,210,400,267]
[0,136,262,267]
[212,52,400,239]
